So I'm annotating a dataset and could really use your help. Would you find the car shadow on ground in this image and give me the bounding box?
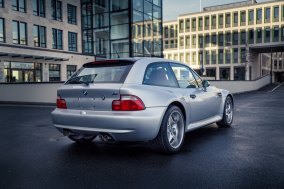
[59,123,233,157]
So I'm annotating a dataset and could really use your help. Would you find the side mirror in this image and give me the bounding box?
[202,80,210,91]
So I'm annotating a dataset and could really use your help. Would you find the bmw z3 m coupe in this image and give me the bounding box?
[51,58,234,153]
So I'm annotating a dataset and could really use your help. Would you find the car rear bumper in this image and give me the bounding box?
[51,107,167,141]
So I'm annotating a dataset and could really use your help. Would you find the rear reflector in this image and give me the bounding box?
[112,95,145,111]
[57,96,67,109]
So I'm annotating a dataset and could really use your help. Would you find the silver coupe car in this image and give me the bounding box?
[51,58,234,153]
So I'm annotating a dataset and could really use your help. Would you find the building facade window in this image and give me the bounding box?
[240,11,246,26]
[273,26,279,42]
[0,18,4,42]
[211,51,216,65]
[205,34,210,47]
[211,33,217,46]
[257,28,262,43]
[179,19,184,33]
[256,8,262,24]
[234,67,245,80]
[273,6,279,22]
[265,7,271,23]
[240,48,246,62]
[205,68,216,80]
[170,26,174,37]
[218,33,224,46]
[49,64,60,81]
[199,51,203,65]
[265,27,271,43]
[225,13,231,28]
[179,37,184,48]
[225,32,231,46]
[218,49,224,64]
[192,35,196,48]
[198,35,203,48]
[68,32,77,52]
[192,52,196,64]
[240,30,246,45]
[233,12,238,27]
[185,36,190,48]
[281,26,284,41]
[225,49,231,64]
[52,28,63,49]
[205,50,210,65]
[192,18,196,31]
[198,17,203,31]
[220,67,230,80]
[3,62,42,83]
[12,0,26,12]
[12,21,27,45]
[248,9,254,25]
[218,14,224,28]
[66,65,77,79]
[164,26,168,38]
[0,0,4,7]
[185,53,190,63]
[211,15,216,29]
[32,0,45,17]
[185,19,190,32]
[248,29,254,44]
[205,16,209,30]
[51,0,62,21]
[233,31,238,45]
[233,48,238,63]
[68,4,77,25]
[33,25,46,47]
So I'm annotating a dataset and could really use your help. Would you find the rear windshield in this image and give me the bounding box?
[66,62,133,85]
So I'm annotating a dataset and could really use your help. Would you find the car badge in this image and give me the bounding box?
[83,90,88,96]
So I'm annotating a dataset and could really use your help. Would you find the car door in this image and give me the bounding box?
[169,63,221,124]
[191,69,222,118]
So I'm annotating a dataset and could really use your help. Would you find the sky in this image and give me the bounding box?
[163,0,270,21]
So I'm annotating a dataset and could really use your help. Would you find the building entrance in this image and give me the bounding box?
[275,72,284,83]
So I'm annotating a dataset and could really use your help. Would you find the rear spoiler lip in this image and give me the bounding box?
[83,59,137,68]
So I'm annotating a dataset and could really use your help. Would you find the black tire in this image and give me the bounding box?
[150,105,185,154]
[68,134,96,143]
[217,96,234,128]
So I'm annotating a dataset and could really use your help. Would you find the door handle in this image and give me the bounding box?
[217,92,222,97]
[190,94,196,99]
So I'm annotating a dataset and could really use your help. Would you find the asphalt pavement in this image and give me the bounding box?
[0,84,283,189]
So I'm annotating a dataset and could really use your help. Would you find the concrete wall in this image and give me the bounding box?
[210,75,271,94]
[0,75,271,104]
[0,82,63,104]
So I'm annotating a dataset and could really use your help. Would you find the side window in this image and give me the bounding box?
[143,62,178,87]
[191,70,203,88]
[170,63,199,88]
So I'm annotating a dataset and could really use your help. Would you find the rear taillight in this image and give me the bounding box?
[112,95,145,111]
[57,96,67,109]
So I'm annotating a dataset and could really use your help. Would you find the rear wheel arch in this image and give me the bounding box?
[168,101,186,123]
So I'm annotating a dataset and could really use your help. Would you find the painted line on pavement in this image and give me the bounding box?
[266,83,283,93]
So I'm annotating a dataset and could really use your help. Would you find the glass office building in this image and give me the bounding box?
[82,0,163,58]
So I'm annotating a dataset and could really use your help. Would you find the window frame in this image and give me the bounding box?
[12,0,26,13]
[169,62,201,89]
[52,0,62,21]
[12,20,27,45]
[68,31,77,52]
[33,0,45,17]
[0,18,5,43]
[67,4,77,25]
[33,25,46,48]
[52,28,63,50]
[142,62,179,88]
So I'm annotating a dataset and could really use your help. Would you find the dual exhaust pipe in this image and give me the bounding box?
[63,129,114,142]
